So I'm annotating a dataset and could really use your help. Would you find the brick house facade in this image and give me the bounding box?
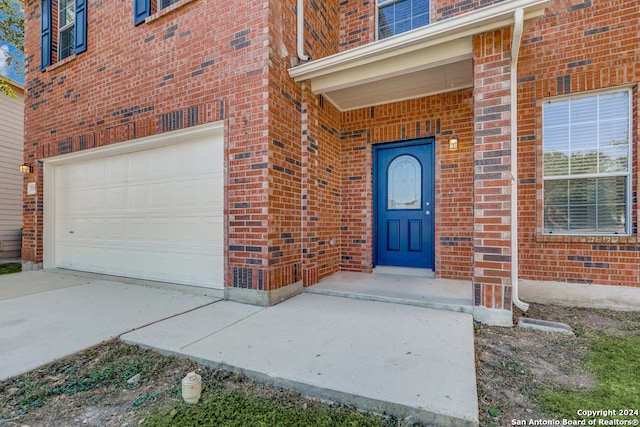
[22,0,640,325]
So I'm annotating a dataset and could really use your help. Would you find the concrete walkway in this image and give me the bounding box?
[123,292,478,426]
[0,270,219,381]
[0,269,478,426]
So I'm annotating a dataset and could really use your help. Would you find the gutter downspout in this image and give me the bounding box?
[511,8,529,312]
[297,0,310,61]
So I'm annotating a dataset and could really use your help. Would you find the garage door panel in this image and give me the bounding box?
[88,188,105,211]
[106,219,126,241]
[87,160,107,184]
[106,187,127,211]
[53,133,224,289]
[127,185,149,210]
[106,156,127,183]
[128,151,153,181]
[126,219,147,242]
[106,248,128,272]
[150,182,175,209]
[148,218,172,242]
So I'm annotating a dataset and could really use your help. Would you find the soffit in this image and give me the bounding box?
[288,0,550,111]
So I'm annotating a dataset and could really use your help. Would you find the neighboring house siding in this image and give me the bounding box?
[0,84,24,258]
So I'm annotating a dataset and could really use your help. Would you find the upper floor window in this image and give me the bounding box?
[134,0,182,25]
[160,0,180,8]
[543,89,631,235]
[41,0,87,70]
[378,0,430,40]
[58,0,75,60]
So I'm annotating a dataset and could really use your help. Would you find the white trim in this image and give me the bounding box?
[57,0,76,61]
[309,37,471,95]
[43,121,224,269]
[42,121,224,166]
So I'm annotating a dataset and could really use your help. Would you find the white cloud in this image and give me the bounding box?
[0,44,9,76]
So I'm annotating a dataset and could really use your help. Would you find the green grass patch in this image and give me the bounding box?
[2,345,166,416]
[144,390,391,427]
[540,335,640,420]
[0,263,21,275]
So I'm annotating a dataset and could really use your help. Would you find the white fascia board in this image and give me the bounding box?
[289,0,550,82]
[311,37,472,94]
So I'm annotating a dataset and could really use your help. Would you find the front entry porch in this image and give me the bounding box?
[307,270,473,314]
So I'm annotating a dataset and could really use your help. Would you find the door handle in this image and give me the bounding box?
[425,210,431,216]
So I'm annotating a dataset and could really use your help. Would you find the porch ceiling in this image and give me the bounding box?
[288,0,550,112]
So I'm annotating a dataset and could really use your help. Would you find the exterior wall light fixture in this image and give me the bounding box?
[19,163,33,174]
[448,137,459,152]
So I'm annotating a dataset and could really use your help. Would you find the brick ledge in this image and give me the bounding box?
[145,0,198,24]
[536,233,637,245]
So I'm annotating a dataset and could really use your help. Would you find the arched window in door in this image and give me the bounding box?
[388,155,421,210]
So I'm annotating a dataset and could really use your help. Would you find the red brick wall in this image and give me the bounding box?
[300,90,342,285]
[341,91,475,279]
[23,0,273,287]
[259,0,343,290]
[433,0,506,22]
[472,28,513,311]
[338,0,374,51]
[516,0,640,288]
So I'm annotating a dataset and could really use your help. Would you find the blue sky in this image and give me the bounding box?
[1,1,24,84]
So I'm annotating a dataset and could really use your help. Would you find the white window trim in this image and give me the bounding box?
[376,0,432,41]
[542,86,634,236]
[57,0,75,61]
[160,0,179,9]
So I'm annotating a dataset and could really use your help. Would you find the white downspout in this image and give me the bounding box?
[510,8,529,312]
[297,0,310,61]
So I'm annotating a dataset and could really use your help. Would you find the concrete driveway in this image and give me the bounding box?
[0,270,219,381]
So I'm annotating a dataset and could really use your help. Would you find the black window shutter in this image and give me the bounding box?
[40,0,52,70]
[134,0,151,25]
[74,0,88,53]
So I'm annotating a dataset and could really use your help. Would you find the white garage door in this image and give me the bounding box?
[53,133,224,288]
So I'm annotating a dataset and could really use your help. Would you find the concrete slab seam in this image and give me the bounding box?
[177,305,268,350]
[116,299,222,340]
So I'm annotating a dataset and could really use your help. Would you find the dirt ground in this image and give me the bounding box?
[1,303,638,427]
[476,304,640,426]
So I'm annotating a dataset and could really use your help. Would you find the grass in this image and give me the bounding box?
[1,345,168,417]
[144,389,390,427]
[540,335,640,420]
[0,263,21,275]
[1,342,395,426]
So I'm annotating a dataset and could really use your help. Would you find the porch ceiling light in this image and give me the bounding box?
[19,163,33,174]
[448,138,459,152]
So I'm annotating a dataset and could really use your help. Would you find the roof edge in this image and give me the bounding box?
[289,0,550,81]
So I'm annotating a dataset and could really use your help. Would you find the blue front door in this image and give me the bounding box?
[374,140,434,269]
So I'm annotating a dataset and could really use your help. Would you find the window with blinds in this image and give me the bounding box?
[378,0,430,40]
[543,89,631,235]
